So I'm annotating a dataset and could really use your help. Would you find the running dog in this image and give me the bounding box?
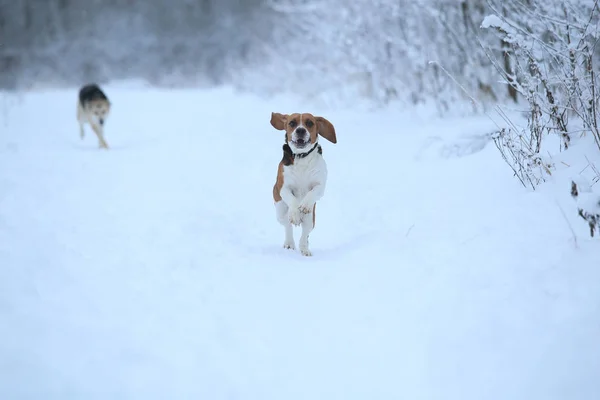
[270,112,337,256]
[77,83,111,149]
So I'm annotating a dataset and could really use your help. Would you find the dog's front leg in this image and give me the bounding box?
[280,186,302,226]
[90,122,109,149]
[84,114,109,149]
[298,183,326,214]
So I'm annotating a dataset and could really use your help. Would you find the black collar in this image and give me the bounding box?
[283,133,321,159]
[292,142,320,159]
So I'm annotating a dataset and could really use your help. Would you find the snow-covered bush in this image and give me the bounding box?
[241,0,506,112]
[482,0,600,188]
[492,127,554,189]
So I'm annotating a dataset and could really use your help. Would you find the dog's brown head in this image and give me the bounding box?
[270,112,336,151]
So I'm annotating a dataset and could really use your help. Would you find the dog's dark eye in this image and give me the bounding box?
[289,120,297,128]
[305,120,314,128]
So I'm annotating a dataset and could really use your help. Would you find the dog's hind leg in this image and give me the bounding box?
[275,201,295,250]
[77,102,85,139]
[299,212,314,256]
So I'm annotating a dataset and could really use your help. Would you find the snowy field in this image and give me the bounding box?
[1,84,599,400]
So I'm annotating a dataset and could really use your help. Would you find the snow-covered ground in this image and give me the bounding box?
[1,85,599,400]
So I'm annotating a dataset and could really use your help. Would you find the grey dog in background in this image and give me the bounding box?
[77,83,111,149]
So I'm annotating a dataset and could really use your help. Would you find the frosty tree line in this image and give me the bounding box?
[1,0,599,195]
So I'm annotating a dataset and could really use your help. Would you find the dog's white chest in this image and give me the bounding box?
[283,155,327,198]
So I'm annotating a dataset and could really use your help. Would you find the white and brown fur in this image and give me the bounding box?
[77,83,111,149]
[270,112,337,256]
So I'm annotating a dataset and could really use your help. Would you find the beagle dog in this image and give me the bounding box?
[270,112,337,256]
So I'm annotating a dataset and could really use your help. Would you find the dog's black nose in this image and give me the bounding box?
[99,118,104,125]
[296,127,306,135]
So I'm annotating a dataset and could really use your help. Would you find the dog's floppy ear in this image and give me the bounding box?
[270,112,288,131]
[316,116,337,144]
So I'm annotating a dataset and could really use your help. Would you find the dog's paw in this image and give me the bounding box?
[288,209,303,226]
[298,202,314,214]
[300,247,312,257]
[283,241,295,250]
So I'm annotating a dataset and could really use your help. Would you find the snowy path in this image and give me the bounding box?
[1,87,599,399]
